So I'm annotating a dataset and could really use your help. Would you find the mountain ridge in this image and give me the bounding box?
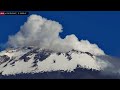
[0,46,108,76]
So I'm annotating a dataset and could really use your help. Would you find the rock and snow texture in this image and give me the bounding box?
[0,47,108,75]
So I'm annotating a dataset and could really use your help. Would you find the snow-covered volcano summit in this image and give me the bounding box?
[0,14,115,78]
[0,46,108,75]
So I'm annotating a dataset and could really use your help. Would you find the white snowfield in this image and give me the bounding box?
[0,47,108,75]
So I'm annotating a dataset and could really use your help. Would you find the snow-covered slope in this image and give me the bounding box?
[0,47,108,75]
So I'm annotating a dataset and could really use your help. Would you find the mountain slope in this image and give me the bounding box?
[0,46,108,76]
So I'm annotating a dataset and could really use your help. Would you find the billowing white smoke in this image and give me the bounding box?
[7,14,105,56]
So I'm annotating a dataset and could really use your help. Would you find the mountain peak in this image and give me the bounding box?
[0,47,107,75]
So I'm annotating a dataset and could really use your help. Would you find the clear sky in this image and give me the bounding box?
[0,11,120,57]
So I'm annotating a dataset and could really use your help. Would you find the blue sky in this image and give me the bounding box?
[0,11,120,57]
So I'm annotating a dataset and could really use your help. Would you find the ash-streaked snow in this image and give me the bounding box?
[0,47,107,75]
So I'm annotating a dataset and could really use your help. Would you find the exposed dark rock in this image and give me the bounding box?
[3,64,8,67]
[0,55,10,64]
[85,52,94,58]
[57,52,61,56]
[53,60,56,63]
[19,48,39,62]
[3,59,13,67]
[65,52,72,60]
[34,51,51,61]
[32,60,38,67]
[27,46,34,49]
[32,63,37,67]
[10,61,15,65]
[19,54,31,62]
[67,56,72,60]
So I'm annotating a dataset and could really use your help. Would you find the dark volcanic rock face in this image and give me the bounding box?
[65,52,72,60]
[85,52,94,58]
[19,48,38,62]
[19,55,31,62]
[34,50,51,61]
[32,49,52,67]
[19,48,52,62]
[0,55,10,64]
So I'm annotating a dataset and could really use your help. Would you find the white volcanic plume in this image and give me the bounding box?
[7,14,105,56]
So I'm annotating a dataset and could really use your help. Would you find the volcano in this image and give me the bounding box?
[0,46,119,79]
